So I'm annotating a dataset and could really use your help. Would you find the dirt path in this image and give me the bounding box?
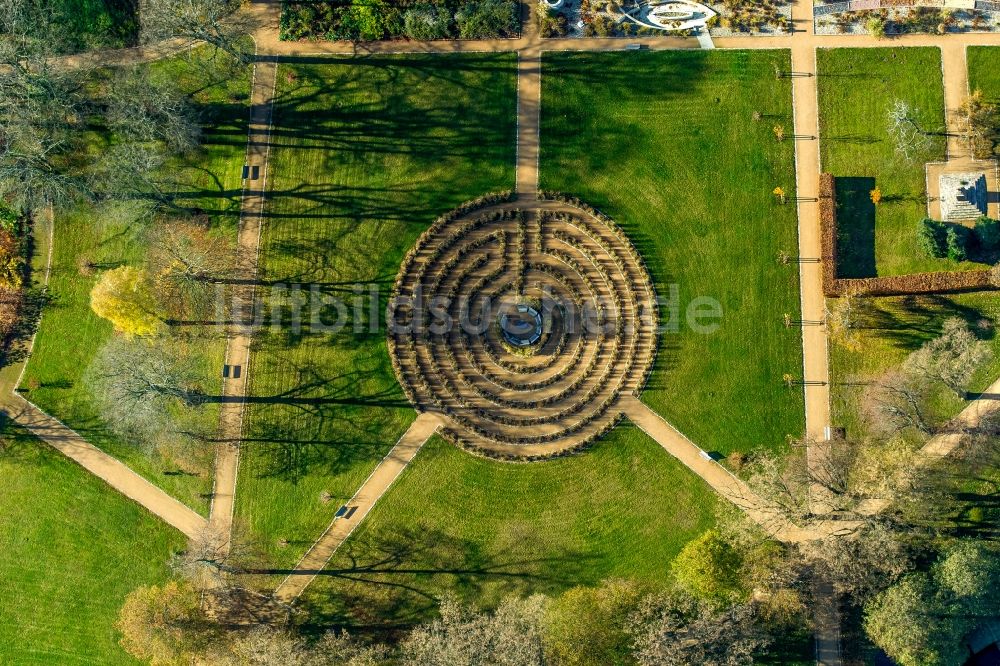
[0,398,209,538]
[942,43,972,161]
[49,37,199,70]
[621,397,860,543]
[272,412,443,603]
[0,209,211,538]
[207,57,278,545]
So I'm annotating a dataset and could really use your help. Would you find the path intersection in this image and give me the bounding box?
[7,2,1000,663]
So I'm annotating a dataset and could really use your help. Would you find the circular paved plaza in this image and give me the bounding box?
[389,197,658,459]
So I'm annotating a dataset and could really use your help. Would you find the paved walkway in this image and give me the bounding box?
[516,48,542,198]
[621,397,861,544]
[21,3,1000,660]
[50,37,199,70]
[813,575,844,666]
[272,412,443,603]
[207,55,278,548]
[942,42,971,162]
[0,212,209,539]
[0,398,208,537]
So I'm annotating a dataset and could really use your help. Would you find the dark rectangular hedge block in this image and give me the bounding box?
[818,173,996,297]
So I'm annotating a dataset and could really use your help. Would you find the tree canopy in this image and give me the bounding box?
[865,541,1000,666]
[90,266,165,336]
[671,529,747,604]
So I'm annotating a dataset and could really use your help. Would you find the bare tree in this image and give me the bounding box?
[84,337,207,449]
[312,632,392,666]
[0,145,89,214]
[89,142,176,213]
[116,581,217,665]
[171,525,259,590]
[826,285,865,351]
[148,219,234,283]
[147,218,235,321]
[887,99,933,162]
[743,444,861,522]
[799,522,913,603]
[904,317,991,398]
[958,90,998,160]
[107,69,202,155]
[862,370,934,436]
[0,0,75,56]
[629,591,770,666]
[224,627,311,666]
[0,12,90,214]
[400,594,548,666]
[141,0,259,64]
[744,436,925,532]
[863,319,991,437]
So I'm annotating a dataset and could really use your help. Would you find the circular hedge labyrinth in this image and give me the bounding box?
[388,195,658,459]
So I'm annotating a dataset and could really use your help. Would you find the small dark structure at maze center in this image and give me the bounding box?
[500,303,544,349]
[388,195,658,460]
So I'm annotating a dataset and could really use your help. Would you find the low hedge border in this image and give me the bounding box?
[819,173,998,297]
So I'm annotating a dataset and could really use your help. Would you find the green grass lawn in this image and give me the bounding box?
[969,46,1000,104]
[0,424,183,664]
[968,46,1000,160]
[20,47,253,513]
[816,48,972,277]
[235,54,517,569]
[825,52,1000,438]
[298,426,718,631]
[829,293,1000,438]
[539,50,804,457]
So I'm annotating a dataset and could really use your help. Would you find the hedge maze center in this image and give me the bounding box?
[389,199,658,459]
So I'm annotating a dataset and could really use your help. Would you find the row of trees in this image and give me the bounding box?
[280,0,520,42]
[120,458,1000,666]
[763,308,1000,663]
[918,217,1000,263]
[118,505,812,666]
[84,218,235,464]
[0,0,253,221]
[0,0,253,460]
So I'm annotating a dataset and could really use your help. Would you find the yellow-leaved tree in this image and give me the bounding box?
[90,266,164,336]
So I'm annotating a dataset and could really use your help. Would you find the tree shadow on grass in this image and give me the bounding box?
[267,54,516,164]
[157,54,519,228]
[905,447,1000,539]
[239,343,412,481]
[281,526,598,638]
[851,294,995,352]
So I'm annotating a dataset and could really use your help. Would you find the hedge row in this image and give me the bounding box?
[538,191,658,394]
[819,173,839,297]
[280,0,520,42]
[838,270,994,296]
[819,173,997,297]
